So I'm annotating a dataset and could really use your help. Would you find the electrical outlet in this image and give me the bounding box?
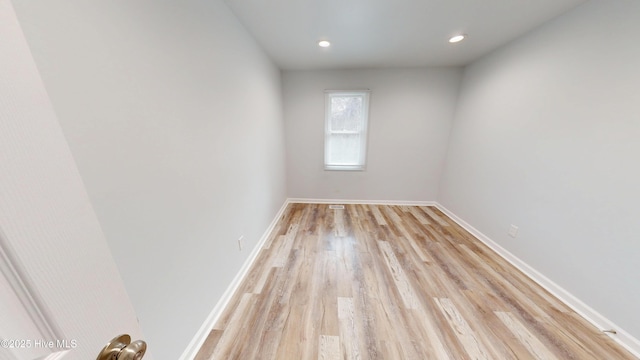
[238,236,244,251]
[508,225,519,238]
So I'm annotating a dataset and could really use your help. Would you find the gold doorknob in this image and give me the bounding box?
[97,334,147,360]
[119,340,147,360]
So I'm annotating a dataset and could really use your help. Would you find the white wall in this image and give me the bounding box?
[0,1,144,358]
[12,1,287,359]
[440,0,640,342]
[284,68,462,201]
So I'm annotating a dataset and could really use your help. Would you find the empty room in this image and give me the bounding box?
[1,0,639,359]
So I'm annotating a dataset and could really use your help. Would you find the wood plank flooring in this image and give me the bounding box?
[195,203,635,360]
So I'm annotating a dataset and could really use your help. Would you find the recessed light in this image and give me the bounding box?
[318,40,331,48]
[449,34,466,43]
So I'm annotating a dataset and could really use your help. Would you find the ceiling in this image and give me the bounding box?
[224,0,587,70]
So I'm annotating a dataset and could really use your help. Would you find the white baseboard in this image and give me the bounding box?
[434,202,640,358]
[288,197,436,206]
[180,199,640,359]
[178,200,290,360]
[179,198,433,358]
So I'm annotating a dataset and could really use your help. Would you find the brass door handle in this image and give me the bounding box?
[97,334,147,360]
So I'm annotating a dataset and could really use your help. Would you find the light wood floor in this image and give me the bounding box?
[195,203,635,360]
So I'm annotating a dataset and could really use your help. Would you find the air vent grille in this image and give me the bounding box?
[329,205,345,210]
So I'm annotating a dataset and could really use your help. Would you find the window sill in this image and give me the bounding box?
[324,165,366,171]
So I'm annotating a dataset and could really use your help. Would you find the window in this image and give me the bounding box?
[324,91,370,170]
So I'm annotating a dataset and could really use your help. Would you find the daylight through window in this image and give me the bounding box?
[324,91,370,170]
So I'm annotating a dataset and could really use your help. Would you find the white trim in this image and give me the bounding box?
[324,91,370,171]
[324,164,366,171]
[288,198,436,206]
[179,198,640,359]
[434,202,640,358]
[323,89,371,93]
[42,350,71,360]
[178,200,290,360]
[0,227,64,343]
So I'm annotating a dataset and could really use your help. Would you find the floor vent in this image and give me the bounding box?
[329,205,345,210]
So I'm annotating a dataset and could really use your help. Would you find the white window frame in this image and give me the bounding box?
[324,90,370,171]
